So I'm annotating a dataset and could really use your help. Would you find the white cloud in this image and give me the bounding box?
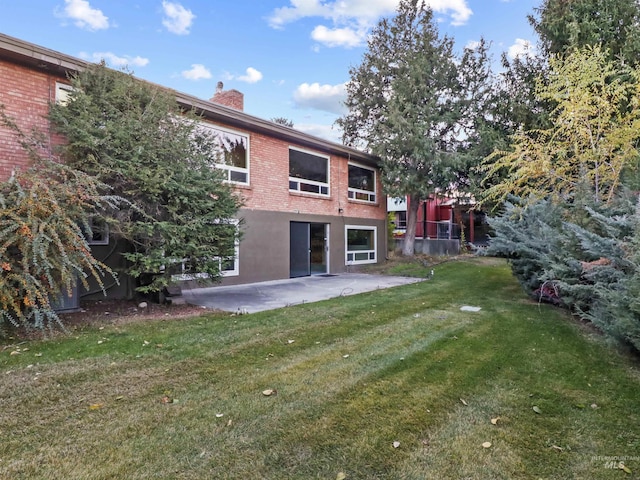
[268,0,472,31]
[80,52,149,68]
[56,0,110,31]
[162,1,195,35]
[293,82,347,115]
[465,40,481,50]
[296,122,343,143]
[311,25,365,48]
[181,64,212,80]
[237,67,263,84]
[508,38,536,59]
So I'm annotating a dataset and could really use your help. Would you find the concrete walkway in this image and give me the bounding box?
[183,273,424,314]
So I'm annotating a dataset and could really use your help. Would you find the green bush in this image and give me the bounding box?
[0,159,118,333]
[486,193,640,350]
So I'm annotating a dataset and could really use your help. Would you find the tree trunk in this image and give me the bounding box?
[402,194,421,256]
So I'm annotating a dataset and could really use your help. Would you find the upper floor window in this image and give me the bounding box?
[200,123,249,185]
[55,82,74,105]
[348,163,376,203]
[289,147,329,196]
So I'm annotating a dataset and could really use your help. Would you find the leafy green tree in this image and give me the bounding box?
[530,0,640,66]
[271,117,294,127]
[483,46,640,206]
[49,64,242,295]
[336,0,492,255]
[0,107,118,333]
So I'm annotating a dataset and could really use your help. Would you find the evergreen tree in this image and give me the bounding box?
[530,0,640,66]
[49,64,242,296]
[336,0,491,255]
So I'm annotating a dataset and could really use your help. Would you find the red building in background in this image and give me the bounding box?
[389,195,489,246]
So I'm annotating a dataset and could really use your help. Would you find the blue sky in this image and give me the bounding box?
[0,0,539,143]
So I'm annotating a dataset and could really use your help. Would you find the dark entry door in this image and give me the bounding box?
[290,222,310,278]
[290,222,328,277]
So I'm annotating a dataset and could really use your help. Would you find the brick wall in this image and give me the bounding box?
[230,126,386,221]
[0,59,63,180]
[0,57,385,223]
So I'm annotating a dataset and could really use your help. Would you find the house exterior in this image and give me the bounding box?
[0,33,387,299]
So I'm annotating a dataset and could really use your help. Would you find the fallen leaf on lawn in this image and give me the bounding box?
[482,442,492,449]
[590,403,598,409]
[551,445,564,451]
[343,354,350,358]
[89,403,104,410]
[262,389,277,396]
[460,398,468,406]
[215,413,224,418]
[227,419,233,427]
[115,396,124,401]
[160,396,173,404]
[619,463,632,474]
[287,339,295,344]
[336,473,347,480]
[9,350,20,356]
[532,406,542,414]
[392,441,400,448]
[491,417,500,425]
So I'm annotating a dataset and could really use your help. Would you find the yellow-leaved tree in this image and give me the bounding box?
[483,45,640,206]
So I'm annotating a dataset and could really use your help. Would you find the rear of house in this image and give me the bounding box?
[0,33,387,299]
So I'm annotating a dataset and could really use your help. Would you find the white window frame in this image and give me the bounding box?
[345,225,377,265]
[85,217,109,246]
[170,220,240,280]
[199,122,250,186]
[289,147,330,197]
[347,162,377,203]
[55,82,74,105]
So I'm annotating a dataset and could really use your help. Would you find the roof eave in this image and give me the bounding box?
[0,32,380,167]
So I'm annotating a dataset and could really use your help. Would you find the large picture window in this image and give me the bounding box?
[200,123,249,184]
[348,163,376,203]
[345,226,377,265]
[289,147,329,196]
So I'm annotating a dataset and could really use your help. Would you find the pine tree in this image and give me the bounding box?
[49,64,242,295]
[337,0,492,255]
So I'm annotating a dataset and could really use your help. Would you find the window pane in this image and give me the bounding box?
[347,229,374,251]
[300,182,320,194]
[289,149,328,183]
[203,125,248,171]
[348,164,374,192]
[230,170,247,183]
[220,133,247,168]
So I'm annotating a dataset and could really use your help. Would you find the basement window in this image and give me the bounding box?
[345,226,377,265]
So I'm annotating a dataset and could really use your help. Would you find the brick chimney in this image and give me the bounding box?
[210,81,244,111]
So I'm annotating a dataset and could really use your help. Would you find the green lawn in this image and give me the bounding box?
[1,257,639,479]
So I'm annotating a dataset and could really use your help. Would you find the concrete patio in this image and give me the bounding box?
[183,273,424,314]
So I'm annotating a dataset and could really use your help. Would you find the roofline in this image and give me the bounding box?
[0,32,379,167]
